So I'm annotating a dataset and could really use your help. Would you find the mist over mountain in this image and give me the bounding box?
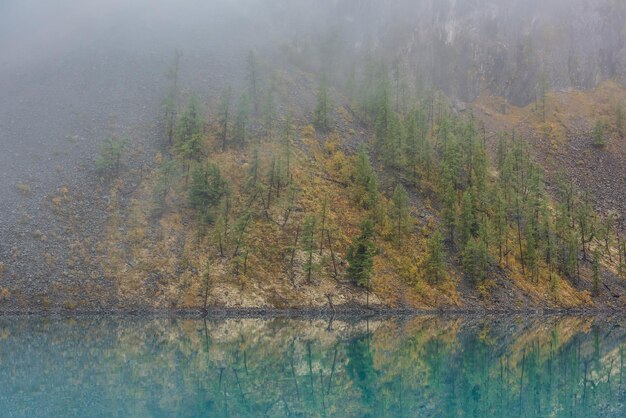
[0,0,625,312]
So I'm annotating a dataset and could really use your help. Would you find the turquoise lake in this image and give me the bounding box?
[0,315,625,417]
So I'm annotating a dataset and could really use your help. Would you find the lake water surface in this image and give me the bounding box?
[0,315,625,417]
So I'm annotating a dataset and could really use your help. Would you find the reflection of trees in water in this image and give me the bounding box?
[0,316,625,417]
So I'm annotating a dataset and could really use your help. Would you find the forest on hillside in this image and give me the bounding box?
[1,0,625,311]
[85,41,626,311]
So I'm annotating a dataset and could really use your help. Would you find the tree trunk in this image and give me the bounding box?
[327,229,338,279]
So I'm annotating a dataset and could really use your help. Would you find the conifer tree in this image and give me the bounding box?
[302,215,317,283]
[319,198,328,255]
[96,137,126,176]
[189,163,230,224]
[176,96,203,147]
[233,93,250,147]
[218,85,232,152]
[246,147,261,192]
[592,120,608,148]
[426,230,446,283]
[381,112,405,169]
[390,184,411,247]
[462,237,488,283]
[232,212,252,258]
[404,110,420,185]
[314,76,331,132]
[576,198,595,261]
[592,247,601,295]
[175,98,203,183]
[353,147,379,209]
[441,180,457,243]
[492,186,508,267]
[458,190,476,248]
[347,219,375,289]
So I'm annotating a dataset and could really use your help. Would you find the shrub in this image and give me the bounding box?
[592,120,608,148]
[96,137,126,175]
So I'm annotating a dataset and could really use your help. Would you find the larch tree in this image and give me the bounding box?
[314,75,331,132]
[426,230,446,283]
[302,215,318,284]
[462,237,489,283]
[592,247,601,295]
[218,85,232,152]
[188,163,230,224]
[233,93,250,148]
[347,219,375,289]
[390,184,411,247]
[353,146,379,210]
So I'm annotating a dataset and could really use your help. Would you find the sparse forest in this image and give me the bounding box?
[3,1,626,416]
[93,42,626,311]
[2,0,626,313]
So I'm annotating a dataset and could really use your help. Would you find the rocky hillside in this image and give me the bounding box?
[0,0,625,312]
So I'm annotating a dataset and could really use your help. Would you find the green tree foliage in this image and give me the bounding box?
[96,137,126,176]
[314,76,331,132]
[266,156,288,209]
[592,248,601,295]
[151,158,177,218]
[492,187,508,266]
[189,163,230,224]
[366,67,406,170]
[462,237,488,283]
[441,181,457,243]
[216,197,231,253]
[359,59,389,121]
[302,215,317,283]
[347,219,375,289]
[232,211,251,258]
[175,97,203,184]
[426,230,446,283]
[592,120,608,148]
[233,93,250,147]
[353,147,379,209]
[458,190,476,248]
[218,85,232,152]
[381,112,405,169]
[176,96,203,148]
[340,57,608,294]
[576,198,596,261]
[404,107,430,185]
[390,184,411,247]
[246,147,262,194]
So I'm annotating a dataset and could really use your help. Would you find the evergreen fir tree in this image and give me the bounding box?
[390,184,411,247]
[347,219,376,289]
[426,230,446,283]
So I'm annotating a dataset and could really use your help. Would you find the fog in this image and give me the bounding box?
[0,0,624,300]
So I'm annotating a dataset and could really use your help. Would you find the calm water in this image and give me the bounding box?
[0,316,625,417]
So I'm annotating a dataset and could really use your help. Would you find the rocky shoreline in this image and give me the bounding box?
[1,305,625,318]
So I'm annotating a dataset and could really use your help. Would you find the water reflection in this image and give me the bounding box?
[0,316,625,417]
